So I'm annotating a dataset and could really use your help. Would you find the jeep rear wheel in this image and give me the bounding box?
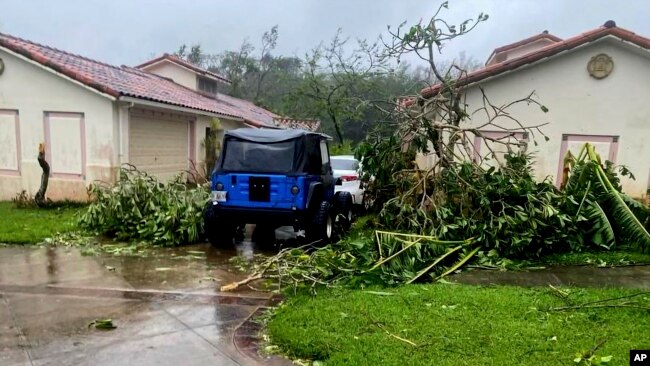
[203,203,235,246]
[252,224,276,245]
[308,201,333,243]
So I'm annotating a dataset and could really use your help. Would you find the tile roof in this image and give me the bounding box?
[135,53,231,85]
[273,118,321,132]
[420,22,650,99]
[0,32,279,127]
[215,93,280,128]
[487,31,562,61]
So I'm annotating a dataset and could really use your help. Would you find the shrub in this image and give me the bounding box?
[79,166,209,246]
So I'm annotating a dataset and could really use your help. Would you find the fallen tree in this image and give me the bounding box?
[220,4,650,293]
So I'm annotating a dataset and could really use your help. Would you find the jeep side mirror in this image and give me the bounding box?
[335,177,342,186]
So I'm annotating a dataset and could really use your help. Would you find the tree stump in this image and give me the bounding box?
[35,143,50,207]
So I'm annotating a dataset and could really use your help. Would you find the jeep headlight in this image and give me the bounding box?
[291,185,300,195]
[216,182,224,191]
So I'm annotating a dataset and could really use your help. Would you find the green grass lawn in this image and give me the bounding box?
[0,202,81,244]
[267,284,650,365]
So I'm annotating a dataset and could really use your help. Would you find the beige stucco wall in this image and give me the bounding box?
[0,48,118,201]
[421,37,650,197]
[194,116,244,179]
[142,61,197,90]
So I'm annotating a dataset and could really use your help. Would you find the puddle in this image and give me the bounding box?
[0,224,301,295]
[0,225,296,366]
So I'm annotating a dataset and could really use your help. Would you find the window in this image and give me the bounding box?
[472,131,529,166]
[320,141,329,165]
[331,158,359,171]
[198,77,218,95]
[221,140,295,173]
[44,112,85,179]
[556,134,619,186]
[0,109,21,176]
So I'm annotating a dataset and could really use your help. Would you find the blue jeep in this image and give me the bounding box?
[203,128,353,245]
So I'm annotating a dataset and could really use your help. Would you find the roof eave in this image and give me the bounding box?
[119,96,244,121]
[422,29,650,98]
[0,44,118,101]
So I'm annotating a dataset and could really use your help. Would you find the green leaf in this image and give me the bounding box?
[585,202,615,248]
[600,355,613,363]
[88,319,116,330]
[363,291,394,296]
[540,105,549,113]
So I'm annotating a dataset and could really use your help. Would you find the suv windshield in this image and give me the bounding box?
[222,140,295,173]
[331,158,359,171]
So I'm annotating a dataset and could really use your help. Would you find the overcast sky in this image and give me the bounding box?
[1,0,649,68]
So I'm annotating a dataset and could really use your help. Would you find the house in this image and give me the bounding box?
[0,33,317,201]
[414,21,650,197]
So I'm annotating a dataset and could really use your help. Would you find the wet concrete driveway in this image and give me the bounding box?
[0,240,290,366]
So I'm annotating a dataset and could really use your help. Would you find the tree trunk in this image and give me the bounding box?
[35,144,50,207]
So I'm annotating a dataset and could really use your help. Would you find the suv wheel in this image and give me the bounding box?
[335,192,353,230]
[252,224,276,245]
[308,201,333,243]
[203,203,235,246]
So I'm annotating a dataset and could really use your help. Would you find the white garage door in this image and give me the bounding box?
[129,112,190,182]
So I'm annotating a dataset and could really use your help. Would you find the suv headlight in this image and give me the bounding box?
[216,182,224,191]
[291,185,300,195]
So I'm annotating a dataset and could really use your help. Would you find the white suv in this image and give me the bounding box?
[331,155,364,207]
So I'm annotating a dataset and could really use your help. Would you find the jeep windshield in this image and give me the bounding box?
[221,139,295,174]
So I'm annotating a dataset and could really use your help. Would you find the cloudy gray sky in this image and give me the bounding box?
[1,0,649,67]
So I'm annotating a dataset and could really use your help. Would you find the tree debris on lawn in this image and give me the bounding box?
[88,319,116,330]
[79,165,209,246]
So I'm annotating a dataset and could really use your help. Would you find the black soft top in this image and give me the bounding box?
[225,128,331,143]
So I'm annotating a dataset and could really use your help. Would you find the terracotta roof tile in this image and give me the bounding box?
[273,118,321,131]
[216,93,281,128]
[0,32,280,128]
[135,53,231,84]
[489,32,562,58]
[421,23,650,98]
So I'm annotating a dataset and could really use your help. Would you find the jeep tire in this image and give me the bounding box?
[308,201,333,243]
[252,224,276,245]
[334,191,353,231]
[203,203,235,246]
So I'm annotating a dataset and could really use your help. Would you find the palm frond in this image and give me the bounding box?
[369,238,423,271]
[602,191,650,253]
[584,201,615,249]
[572,143,650,253]
[619,193,650,220]
[434,246,481,281]
[406,245,462,284]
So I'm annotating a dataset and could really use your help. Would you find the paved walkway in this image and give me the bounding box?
[0,245,290,366]
[452,264,650,289]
